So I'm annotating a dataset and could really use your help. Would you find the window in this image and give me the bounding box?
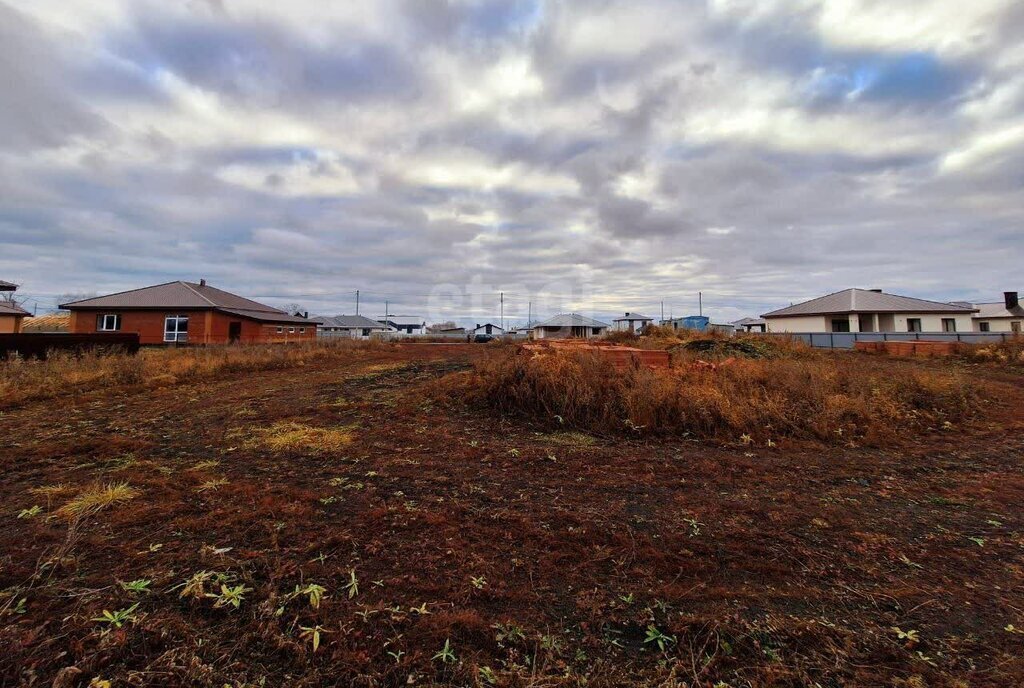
[276,326,283,333]
[299,327,305,334]
[1013,321,1022,333]
[163,315,189,343]
[96,314,121,331]
[288,327,295,333]
[831,318,851,333]
[907,318,922,333]
[978,322,990,332]
[942,318,956,333]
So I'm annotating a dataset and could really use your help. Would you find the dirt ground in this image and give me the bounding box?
[1,344,1023,687]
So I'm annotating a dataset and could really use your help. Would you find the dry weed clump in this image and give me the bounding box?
[245,421,354,453]
[0,338,385,408]
[956,338,1024,366]
[56,482,140,519]
[447,347,981,445]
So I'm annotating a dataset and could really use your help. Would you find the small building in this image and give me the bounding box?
[378,316,426,336]
[732,317,766,333]
[661,315,710,332]
[471,323,505,336]
[316,315,388,339]
[613,312,654,333]
[762,289,977,333]
[60,280,319,345]
[0,281,31,333]
[969,292,1023,333]
[531,313,610,339]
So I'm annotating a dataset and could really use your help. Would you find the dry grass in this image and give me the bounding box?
[956,338,1024,365]
[0,338,386,408]
[445,347,982,445]
[245,421,355,453]
[56,482,140,519]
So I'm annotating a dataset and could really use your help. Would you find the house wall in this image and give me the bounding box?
[614,320,649,332]
[767,313,974,333]
[973,318,1024,333]
[68,309,316,344]
[0,314,25,333]
[534,326,607,339]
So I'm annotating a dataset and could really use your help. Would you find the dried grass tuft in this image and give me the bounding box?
[246,422,354,454]
[56,482,140,519]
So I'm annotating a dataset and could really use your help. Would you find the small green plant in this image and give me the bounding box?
[410,602,430,615]
[470,575,487,590]
[4,597,27,616]
[210,584,250,609]
[342,569,359,599]
[479,666,498,684]
[299,625,330,652]
[387,648,405,663]
[120,579,152,595]
[643,625,676,652]
[892,627,920,645]
[619,592,635,604]
[17,505,42,519]
[967,536,985,547]
[493,622,526,644]
[93,602,140,628]
[294,583,327,609]
[432,638,456,664]
[508,448,520,457]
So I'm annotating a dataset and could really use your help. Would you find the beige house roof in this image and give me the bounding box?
[763,289,977,318]
[533,313,611,329]
[0,301,30,316]
[973,302,1024,319]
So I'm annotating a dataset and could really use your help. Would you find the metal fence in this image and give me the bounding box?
[756,331,1017,350]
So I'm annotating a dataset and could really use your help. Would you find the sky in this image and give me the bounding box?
[0,0,1021,326]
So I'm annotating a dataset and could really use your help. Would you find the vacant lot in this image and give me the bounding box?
[1,343,1023,687]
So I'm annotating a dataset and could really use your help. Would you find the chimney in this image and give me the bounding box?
[1006,291,1019,310]
[199,278,207,287]
[869,288,882,293]
[303,311,308,318]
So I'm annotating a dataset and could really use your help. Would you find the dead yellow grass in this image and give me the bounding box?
[445,347,982,446]
[0,339,386,408]
[56,482,140,519]
[246,422,354,453]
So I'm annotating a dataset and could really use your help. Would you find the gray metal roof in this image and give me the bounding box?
[532,313,611,329]
[317,314,387,329]
[0,301,30,316]
[378,315,424,326]
[59,281,318,324]
[731,317,766,326]
[973,302,1024,319]
[612,312,653,322]
[762,289,977,318]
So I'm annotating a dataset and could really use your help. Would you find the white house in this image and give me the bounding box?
[612,312,654,332]
[531,313,611,339]
[315,315,388,339]
[969,292,1022,333]
[471,323,505,336]
[762,289,977,333]
[378,315,426,336]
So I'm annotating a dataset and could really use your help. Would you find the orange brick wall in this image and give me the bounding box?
[68,309,316,345]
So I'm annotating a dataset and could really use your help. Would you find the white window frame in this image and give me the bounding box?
[288,327,295,334]
[98,314,121,331]
[907,318,922,333]
[941,318,956,333]
[299,327,306,333]
[276,326,283,333]
[164,314,189,343]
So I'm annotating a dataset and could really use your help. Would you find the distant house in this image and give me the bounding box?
[316,315,388,339]
[531,313,610,339]
[471,323,505,336]
[661,316,709,332]
[0,281,31,333]
[968,292,1022,333]
[60,280,319,345]
[762,289,977,333]
[378,316,426,336]
[613,312,653,333]
[732,317,766,333]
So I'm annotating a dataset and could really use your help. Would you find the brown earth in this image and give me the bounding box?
[1,343,1023,687]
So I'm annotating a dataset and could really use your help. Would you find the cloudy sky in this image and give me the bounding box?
[1,0,1021,324]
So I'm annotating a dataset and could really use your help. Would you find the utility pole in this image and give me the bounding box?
[500,292,504,332]
[661,300,664,324]
[355,290,360,316]
[699,291,703,317]
[528,301,532,326]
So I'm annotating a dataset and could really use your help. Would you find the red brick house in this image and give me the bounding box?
[60,280,318,345]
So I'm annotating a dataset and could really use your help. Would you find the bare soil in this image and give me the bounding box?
[1,344,1023,687]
